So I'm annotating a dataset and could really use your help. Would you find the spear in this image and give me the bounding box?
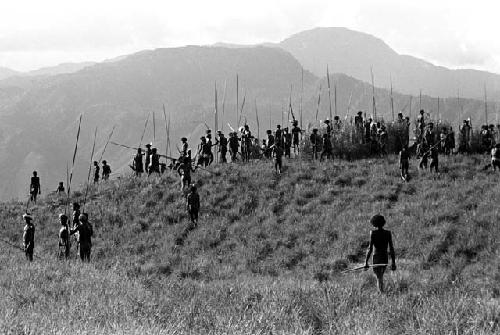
[214,82,218,164]
[236,74,239,128]
[437,97,440,122]
[238,92,246,127]
[163,104,169,157]
[83,126,98,210]
[342,264,388,274]
[484,84,488,124]
[419,89,422,111]
[390,76,394,122]
[153,111,156,143]
[370,67,376,119]
[98,125,116,163]
[345,91,353,120]
[68,114,83,203]
[255,99,260,140]
[138,113,150,148]
[221,80,227,132]
[334,82,337,118]
[327,65,332,121]
[300,68,304,128]
[316,84,322,122]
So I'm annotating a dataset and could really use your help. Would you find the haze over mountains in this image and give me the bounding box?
[0,27,495,200]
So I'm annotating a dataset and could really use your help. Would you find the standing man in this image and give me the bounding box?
[310,129,320,160]
[272,144,284,174]
[30,171,41,203]
[291,120,302,155]
[133,148,144,177]
[320,134,333,161]
[216,131,228,163]
[229,132,240,162]
[186,185,200,226]
[58,214,70,259]
[283,127,292,159]
[148,148,160,175]
[181,137,189,157]
[102,160,111,181]
[399,146,410,181]
[364,214,396,293]
[93,161,100,184]
[144,143,153,173]
[70,213,93,262]
[22,213,35,262]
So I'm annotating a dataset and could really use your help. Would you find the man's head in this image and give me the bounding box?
[93,161,98,166]
[357,111,363,116]
[145,143,152,148]
[181,137,187,142]
[79,213,88,223]
[59,214,68,225]
[72,202,80,210]
[102,160,107,165]
[266,130,272,135]
[420,110,424,115]
[190,184,197,193]
[370,214,386,228]
[33,171,37,177]
[137,148,142,153]
[152,148,157,153]
[23,213,33,223]
[276,125,281,129]
[59,182,64,186]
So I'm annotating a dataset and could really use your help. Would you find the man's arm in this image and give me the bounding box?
[364,231,373,268]
[389,232,396,270]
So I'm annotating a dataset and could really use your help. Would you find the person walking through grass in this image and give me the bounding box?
[364,214,396,293]
[272,144,284,174]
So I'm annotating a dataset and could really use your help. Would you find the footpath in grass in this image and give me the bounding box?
[1,154,500,334]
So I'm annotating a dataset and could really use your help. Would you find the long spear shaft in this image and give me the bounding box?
[484,84,488,124]
[221,80,227,132]
[138,113,150,148]
[236,74,239,128]
[255,99,260,140]
[214,82,218,164]
[162,104,169,157]
[327,65,332,120]
[153,111,156,143]
[98,125,116,163]
[68,114,83,202]
[83,126,98,210]
[316,84,321,122]
[300,68,304,128]
[370,67,376,119]
[390,76,394,122]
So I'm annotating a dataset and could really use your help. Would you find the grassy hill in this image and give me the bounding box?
[1,154,500,334]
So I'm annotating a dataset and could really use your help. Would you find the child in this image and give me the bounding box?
[364,214,396,293]
[272,145,283,174]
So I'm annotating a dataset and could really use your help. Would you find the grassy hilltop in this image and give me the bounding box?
[1,155,500,334]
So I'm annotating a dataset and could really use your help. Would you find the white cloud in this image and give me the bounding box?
[1,0,500,73]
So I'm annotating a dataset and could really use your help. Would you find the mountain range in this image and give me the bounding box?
[0,27,495,200]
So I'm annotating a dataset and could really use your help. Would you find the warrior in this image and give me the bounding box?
[283,127,292,158]
[291,120,302,155]
[22,213,35,262]
[177,150,195,190]
[148,148,160,175]
[229,132,240,162]
[133,148,144,177]
[216,131,228,163]
[30,171,41,203]
[399,146,410,181]
[320,133,333,161]
[186,185,200,226]
[364,214,396,293]
[310,129,320,160]
[93,161,100,184]
[70,213,93,262]
[102,160,111,180]
[58,214,70,259]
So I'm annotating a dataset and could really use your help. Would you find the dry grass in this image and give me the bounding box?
[0,154,499,334]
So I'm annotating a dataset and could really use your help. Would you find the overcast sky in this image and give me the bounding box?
[1,0,500,73]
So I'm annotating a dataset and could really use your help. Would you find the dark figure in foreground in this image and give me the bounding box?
[320,133,333,161]
[364,214,396,293]
[30,171,41,203]
[70,213,93,262]
[187,185,200,226]
[23,213,35,262]
[58,214,70,259]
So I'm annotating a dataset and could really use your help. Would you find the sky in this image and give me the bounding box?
[1,0,500,73]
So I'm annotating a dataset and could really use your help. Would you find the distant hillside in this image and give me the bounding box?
[0,46,317,200]
[0,67,19,80]
[26,62,96,77]
[279,27,500,100]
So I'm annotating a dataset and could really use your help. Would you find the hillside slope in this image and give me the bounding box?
[279,27,500,99]
[1,155,499,334]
